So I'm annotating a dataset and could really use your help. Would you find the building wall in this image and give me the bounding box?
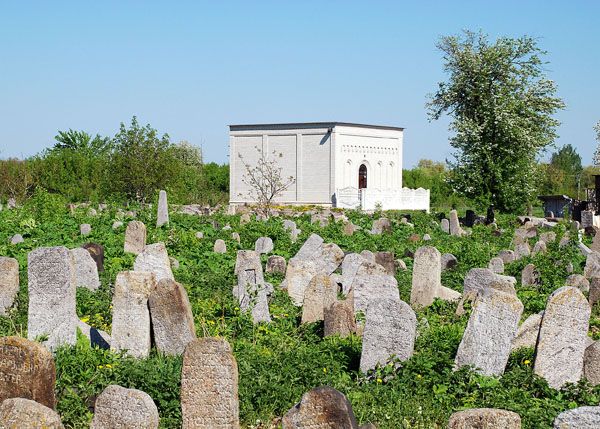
[333,126,403,191]
[229,126,333,205]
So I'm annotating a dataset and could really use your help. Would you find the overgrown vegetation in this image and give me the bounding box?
[0,190,597,428]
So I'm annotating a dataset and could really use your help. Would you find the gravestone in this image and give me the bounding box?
[294,233,324,260]
[181,338,239,429]
[448,408,521,429]
[156,189,169,227]
[0,336,56,409]
[449,210,464,236]
[590,278,600,307]
[374,252,395,276]
[134,242,174,282]
[343,222,358,236]
[0,257,19,315]
[351,260,400,316]
[410,246,441,308]
[282,386,358,429]
[240,213,251,225]
[531,240,547,256]
[88,208,97,216]
[566,274,590,293]
[301,274,337,324]
[0,398,64,429]
[324,298,356,338]
[514,243,531,260]
[266,255,286,274]
[234,250,272,323]
[283,219,300,242]
[521,264,538,287]
[440,218,450,233]
[486,205,495,224]
[341,254,365,295]
[462,269,516,296]
[371,218,392,235]
[149,279,196,356]
[80,224,91,236]
[231,232,241,243]
[360,250,375,262]
[498,250,515,264]
[465,210,476,227]
[254,237,274,254]
[584,252,600,279]
[91,385,159,429]
[124,221,147,255]
[111,271,156,358]
[454,289,523,376]
[511,312,543,351]
[195,231,204,239]
[360,298,416,372]
[540,231,557,244]
[488,257,505,274]
[112,221,123,230]
[82,243,104,272]
[27,246,77,351]
[553,406,600,428]
[584,341,600,386]
[214,239,227,254]
[581,210,594,229]
[441,253,458,270]
[9,234,23,245]
[71,248,100,290]
[534,286,591,389]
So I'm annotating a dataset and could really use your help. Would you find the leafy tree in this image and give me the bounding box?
[545,144,583,197]
[428,31,565,213]
[594,120,600,167]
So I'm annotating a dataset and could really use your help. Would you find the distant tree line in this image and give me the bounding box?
[0,117,229,205]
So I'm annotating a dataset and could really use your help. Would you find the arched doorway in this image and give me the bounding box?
[358,164,367,189]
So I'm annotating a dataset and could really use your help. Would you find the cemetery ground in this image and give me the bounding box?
[0,191,599,428]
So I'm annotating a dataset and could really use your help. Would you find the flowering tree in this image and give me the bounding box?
[238,147,295,218]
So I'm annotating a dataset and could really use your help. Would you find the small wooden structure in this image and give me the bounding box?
[538,195,572,218]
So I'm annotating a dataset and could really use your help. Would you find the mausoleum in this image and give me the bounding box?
[229,122,429,211]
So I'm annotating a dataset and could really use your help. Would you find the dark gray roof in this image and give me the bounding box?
[229,122,404,132]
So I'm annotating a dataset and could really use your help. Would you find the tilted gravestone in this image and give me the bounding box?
[410,246,441,308]
[282,386,359,429]
[511,311,543,351]
[266,255,286,274]
[566,274,590,293]
[447,408,521,429]
[111,271,156,358]
[584,252,600,279]
[0,398,64,429]
[374,251,395,276]
[149,278,196,356]
[531,240,547,256]
[534,286,591,389]
[498,250,515,264]
[521,264,538,287]
[341,253,366,295]
[124,221,147,255]
[463,268,516,297]
[454,288,523,376]
[488,257,505,274]
[449,210,465,236]
[324,297,356,338]
[91,385,159,429]
[254,237,274,254]
[27,246,77,351]
[233,250,272,323]
[71,247,100,290]
[301,274,337,324]
[553,406,600,428]
[370,217,392,235]
[351,260,400,316]
[514,242,531,260]
[584,341,600,386]
[0,257,19,315]
[181,337,239,428]
[82,243,104,272]
[134,242,174,282]
[156,189,169,227]
[360,298,416,373]
[0,336,56,409]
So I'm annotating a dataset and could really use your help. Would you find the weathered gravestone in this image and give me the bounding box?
[80,223,91,236]
[440,218,450,233]
[441,253,458,270]
[584,341,600,386]
[566,274,590,293]
[360,298,416,373]
[581,210,594,229]
[9,234,23,245]
[266,255,286,274]
[112,221,123,230]
[447,408,521,429]
[301,274,337,324]
[282,386,359,429]
[91,385,159,429]
[553,406,600,429]
[0,257,19,315]
[410,246,441,308]
[534,286,591,389]
[449,210,465,236]
[213,239,227,254]
[231,232,241,243]
[149,278,196,356]
[124,221,147,255]
[532,240,547,256]
[360,249,376,262]
[540,231,557,244]
[498,250,515,264]
[374,251,395,276]
[324,297,356,338]
[111,271,156,358]
[0,336,56,409]
[521,264,538,287]
[71,248,100,291]
[134,242,174,282]
[156,189,169,227]
[511,311,543,351]
[0,398,64,429]
[584,252,600,279]
[181,337,239,429]
[463,269,517,297]
[239,213,251,225]
[370,218,392,235]
[341,253,366,295]
[454,289,523,376]
[351,260,400,316]
[254,237,274,254]
[233,250,272,323]
[514,242,531,260]
[82,243,104,272]
[27,246,77,350]
[488,257,505,274]
[590,278,600,307]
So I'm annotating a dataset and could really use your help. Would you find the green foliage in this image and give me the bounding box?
[403,159,466,210]
[428,31,565,213]
[539,144,584,198]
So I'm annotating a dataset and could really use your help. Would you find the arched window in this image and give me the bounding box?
[358,164,367,189]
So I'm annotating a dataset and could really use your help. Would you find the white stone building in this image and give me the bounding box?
[229,122,429,211]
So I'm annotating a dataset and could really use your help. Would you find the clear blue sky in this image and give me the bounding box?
[1,1,598,167]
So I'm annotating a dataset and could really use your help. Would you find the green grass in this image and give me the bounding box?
[0,191,596,428]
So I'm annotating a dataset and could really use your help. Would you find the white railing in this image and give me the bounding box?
[335,187,430,212]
